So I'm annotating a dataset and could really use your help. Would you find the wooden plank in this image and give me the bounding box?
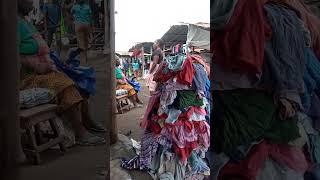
[116,94,129,99]
[36,136,65,152]
[19,104,57,119]
[24,112,57,127]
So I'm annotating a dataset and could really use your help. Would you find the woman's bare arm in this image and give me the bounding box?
[149,55,159,73]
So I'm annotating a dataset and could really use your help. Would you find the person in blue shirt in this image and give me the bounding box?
[132,60,140,78]
[41,0,61,47]
[71,0,92,65]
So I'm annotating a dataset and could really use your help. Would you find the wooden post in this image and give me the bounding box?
[0,0,20,179]
[141,46,144,78]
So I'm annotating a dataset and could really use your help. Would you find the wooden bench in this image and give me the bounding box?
[20,104,66,164]
[116,94,131,114]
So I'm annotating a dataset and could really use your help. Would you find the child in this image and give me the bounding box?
[71,0,92,65]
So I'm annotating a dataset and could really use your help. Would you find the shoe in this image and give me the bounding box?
[76,133,106,146]
[134,104,143,108]
[137,100,144,105]
[83,121,107,133]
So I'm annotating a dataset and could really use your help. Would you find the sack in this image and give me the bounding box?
[20,88,55,109]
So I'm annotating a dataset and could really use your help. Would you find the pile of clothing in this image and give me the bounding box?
[121,53,211,180]
[212,0,320,179]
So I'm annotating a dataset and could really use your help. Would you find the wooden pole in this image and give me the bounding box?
[0,0,21,179]
[106,0,117,145]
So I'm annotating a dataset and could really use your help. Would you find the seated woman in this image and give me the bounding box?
[18,0,105,146]
[115,56,143,108]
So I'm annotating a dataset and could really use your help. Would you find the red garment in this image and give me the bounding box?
[218,141,308,180]
[147,120,162,135]
[212,0,271,74]
[173,142,198,164]
[140,93,160,129]
[153,63,176,83]
[176,56,194,86]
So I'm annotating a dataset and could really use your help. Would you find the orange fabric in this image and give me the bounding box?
[21,72,83,112]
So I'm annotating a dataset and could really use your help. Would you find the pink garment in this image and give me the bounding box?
[146,63,159,92]
[218,141,308,180]
[176,56,194,86]
[161,120,210,163]
[190,54,210,76]
[140,92,161,129]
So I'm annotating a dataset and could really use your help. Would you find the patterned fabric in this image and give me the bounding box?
[21,72,83,113]
[139,132,159,169]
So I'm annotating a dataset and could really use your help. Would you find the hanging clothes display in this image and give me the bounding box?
[211,1,320,179]
[121,53,210,179]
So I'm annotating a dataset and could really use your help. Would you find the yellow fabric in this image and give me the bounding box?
[116,84,136,97]
[21,72,83,112]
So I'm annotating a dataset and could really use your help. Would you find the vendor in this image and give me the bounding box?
[115,56,143,108]
[18,0,105,147]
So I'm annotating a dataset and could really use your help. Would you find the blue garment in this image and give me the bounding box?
[132,62,139,71]
[301,48,320,112]
[71,3,92,25]
[126,78,141,92]
[262,4,307,98]
[42,3,61,28]
[165,108,182,124]
[166,54,186,72]
[50,50,96,95]
[192,63,209,96]
[309,135,320,164]
[188,151,210,174]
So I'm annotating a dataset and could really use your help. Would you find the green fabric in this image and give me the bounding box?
[212,89,300,156]
[115,67,123,79]
[17,18,39,55]
[173,90,204,110]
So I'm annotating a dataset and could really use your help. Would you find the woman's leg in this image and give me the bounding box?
[64,103,106,145]
[75,24,87,66]
[129,94,142,108]
[64,103,87,139]
[81,99,106,132]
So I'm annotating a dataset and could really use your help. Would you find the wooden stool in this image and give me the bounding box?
[116,94,131,114]
[20,104,66,164]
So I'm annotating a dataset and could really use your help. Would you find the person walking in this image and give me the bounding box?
[146,39,164,95]
[42,0,61,48]
[71,0,92,65]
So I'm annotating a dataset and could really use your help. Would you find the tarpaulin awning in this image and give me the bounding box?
[186,23,210,50]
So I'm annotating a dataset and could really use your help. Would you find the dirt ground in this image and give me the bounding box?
[115,79,154,180]
[116,80,150,140]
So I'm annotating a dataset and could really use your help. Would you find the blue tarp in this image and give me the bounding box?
[50,50,96,95]
[126,77,141,93]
